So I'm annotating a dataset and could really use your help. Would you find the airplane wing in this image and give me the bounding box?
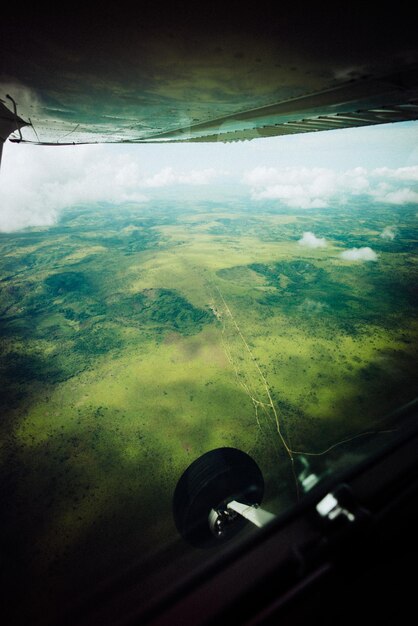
[1,5,418,147]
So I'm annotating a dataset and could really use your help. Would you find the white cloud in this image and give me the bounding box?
[243,166,371,208]
[142,166,218,187]
[243,165,418,209]
[252,185,328,208]
[372,166,418,181]
[178,168,218,185]
[0,145,221,232]
[340,247,378,262]
[380,226,396,240]
[374,187,418,205]
[298,232,327,248]
[0,145,147,231]
[243,166,336,207]
[1,129,417,233]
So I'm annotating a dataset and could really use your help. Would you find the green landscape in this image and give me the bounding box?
[1,192,417,623]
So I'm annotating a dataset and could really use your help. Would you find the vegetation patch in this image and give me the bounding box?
[113,288,212,335]
[44,271,91,296]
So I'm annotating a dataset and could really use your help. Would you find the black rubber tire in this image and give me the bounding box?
[173,447,264,548]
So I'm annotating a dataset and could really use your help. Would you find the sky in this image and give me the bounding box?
[1,121,418,232]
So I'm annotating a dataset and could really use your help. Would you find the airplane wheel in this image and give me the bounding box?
[173,447,264,548]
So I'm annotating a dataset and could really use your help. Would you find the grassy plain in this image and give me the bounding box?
[1,192,417,623]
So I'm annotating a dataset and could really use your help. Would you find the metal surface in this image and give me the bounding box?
[209,501,276,537]
[316,493,355,523]
[227,501,276,529]
[1,5,418,146]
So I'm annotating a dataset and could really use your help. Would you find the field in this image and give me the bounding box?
[1,191,417,623]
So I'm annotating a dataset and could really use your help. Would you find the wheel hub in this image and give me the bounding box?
[208,505,239,538]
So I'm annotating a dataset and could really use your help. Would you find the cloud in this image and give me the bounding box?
[252,185,327,208]
[1,133,416,233]
[372,166,418,181]
[242,165,418,209]
[0,145,147,231]
[298,232,327,248]
[142,166,217,187]
[373,187,418,205]
[243,166,338,207]
[380,226,396,240]
[340,247,378,262]
[0,145,221,232]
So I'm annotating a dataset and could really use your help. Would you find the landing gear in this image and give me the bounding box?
[173,448,272,548]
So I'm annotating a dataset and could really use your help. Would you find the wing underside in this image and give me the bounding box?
[1,7,418,146]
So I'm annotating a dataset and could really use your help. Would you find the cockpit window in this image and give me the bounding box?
[1,121,417,624]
